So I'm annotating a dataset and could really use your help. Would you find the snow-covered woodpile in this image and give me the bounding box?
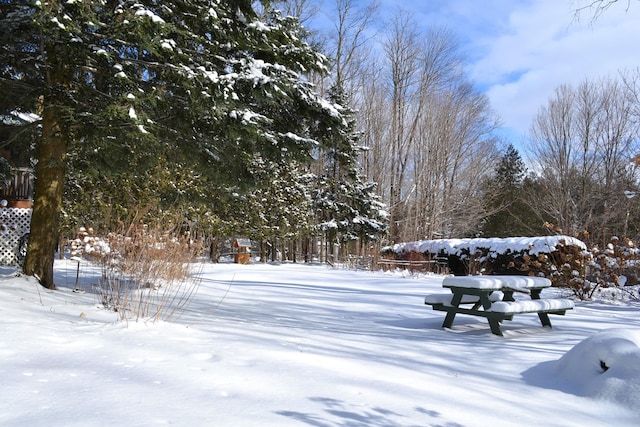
[381,236,588,281]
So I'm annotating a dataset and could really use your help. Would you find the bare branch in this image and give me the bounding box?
[573,0,633,23]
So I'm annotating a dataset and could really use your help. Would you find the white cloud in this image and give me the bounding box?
[313,0,640,145]
[466,0,640,138]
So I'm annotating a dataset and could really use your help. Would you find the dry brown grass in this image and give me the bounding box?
[90,223,203,322]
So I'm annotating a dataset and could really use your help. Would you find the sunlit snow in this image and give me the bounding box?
[387,235,588,257]
[134,9,165,24]
[1,261,638,425]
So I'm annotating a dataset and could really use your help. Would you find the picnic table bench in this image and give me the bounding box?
[424,276,574,336]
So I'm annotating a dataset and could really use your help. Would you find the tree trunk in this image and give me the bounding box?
[23,39,69,290]
[303,238,309,263]
[209,236,220,262]
[23,103,68,289]
[260,240,267,263]
[271,239,277,262]
[292,240,297,263]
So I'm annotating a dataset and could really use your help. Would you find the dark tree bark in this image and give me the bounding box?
[23,45,69,290]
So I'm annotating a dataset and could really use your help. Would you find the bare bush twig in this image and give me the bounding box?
[74,222,203,322]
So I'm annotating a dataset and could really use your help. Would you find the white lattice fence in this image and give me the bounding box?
[0,208,32,266]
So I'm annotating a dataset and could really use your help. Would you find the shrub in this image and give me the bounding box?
[584,237,640,301]
[70,224,202,322]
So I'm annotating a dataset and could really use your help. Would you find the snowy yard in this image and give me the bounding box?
[1,260,639,426]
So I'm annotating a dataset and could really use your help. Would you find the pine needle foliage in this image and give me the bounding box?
[1,0,351,285]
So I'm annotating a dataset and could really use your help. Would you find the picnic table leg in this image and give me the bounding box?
[529,288,553,328]
[488,319,503,336]
[442,311,456,328]
[442,291,463,328]
[479,294,503,336]
[537,312,552,328]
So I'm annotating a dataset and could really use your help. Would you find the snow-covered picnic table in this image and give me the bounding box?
[424,276,574,336]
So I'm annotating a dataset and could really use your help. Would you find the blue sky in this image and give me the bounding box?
[309,0,640,149]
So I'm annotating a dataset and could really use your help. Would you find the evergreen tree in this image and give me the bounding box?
[0,0,347,287]
[495,145,527,188]
[481,144,539,237]
[233,157,314,262]
[311,84,387,257]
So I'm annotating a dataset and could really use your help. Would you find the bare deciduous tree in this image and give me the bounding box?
[356,60,391,190]
[528,76,640,244]
[329,0,379,99]
[621,68,640,139]
[355,16,499,242]
[277,3,501,244]
[382,10,422,242]
[270,0,321,26]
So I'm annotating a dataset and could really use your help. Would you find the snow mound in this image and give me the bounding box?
[524,328,640,413]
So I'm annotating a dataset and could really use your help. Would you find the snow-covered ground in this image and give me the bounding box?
[1,260,639,426]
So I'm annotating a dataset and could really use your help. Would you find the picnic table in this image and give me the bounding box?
[424,276,574,336]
